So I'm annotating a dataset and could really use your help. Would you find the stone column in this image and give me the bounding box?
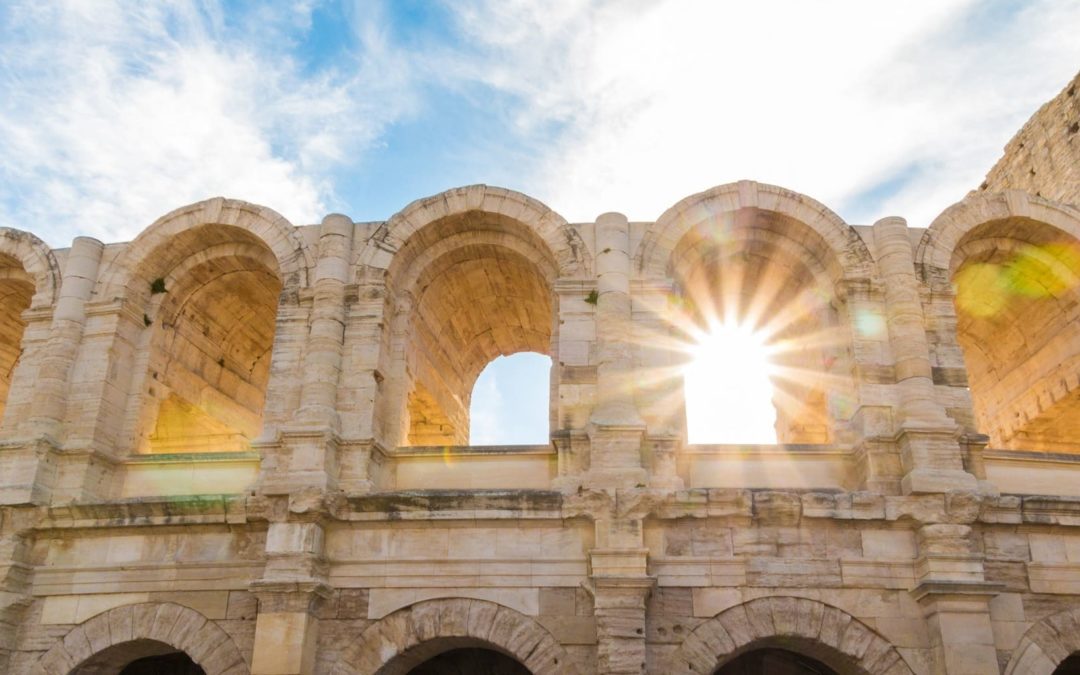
[266,215,353,494]
[296,214,353,426]
[26,237,103,438]
[873,217,976,493]
[0,238,105,505]
[587,212,646,489]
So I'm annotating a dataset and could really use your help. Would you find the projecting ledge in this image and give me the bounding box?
[984,448,1080,497]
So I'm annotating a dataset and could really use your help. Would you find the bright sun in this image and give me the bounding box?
[683,322,777,444]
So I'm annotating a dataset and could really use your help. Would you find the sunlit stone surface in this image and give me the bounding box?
[0,72,1079,675]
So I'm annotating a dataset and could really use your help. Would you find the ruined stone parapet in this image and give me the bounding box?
[979,70,1080,207]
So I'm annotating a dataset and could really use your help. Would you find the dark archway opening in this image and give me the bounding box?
[715,648,839,675]
[67,639,205,675]
[1054,653,1080,674]
[118,652,205,675]
[400,647,532,675]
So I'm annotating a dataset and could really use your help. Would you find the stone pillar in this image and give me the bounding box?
[0,238,106,505]
[634,280,684,489]
[587,212,646,489]
[873,217,976,493]
[912,524,1002,674]
[590,517,652,675]
[250,518,329,675]
[26,237,103,440]
[0,531,31,672]
[296,214,353,426]
[265,215,353,494]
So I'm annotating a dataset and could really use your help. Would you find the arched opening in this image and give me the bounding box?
[119,652,205,675]
[405,648,531,675]
[385,212,558,447]
[131,224,282,454]
[376,639,533,675]
[951,217,1080,451]
[0,252,34,422]
[1054,653,1080,674]
[67,639,205,675]
[714,648,839,674]
[469,352,552,445]
[669,208,853,445]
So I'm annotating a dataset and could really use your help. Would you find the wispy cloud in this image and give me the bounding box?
[432,0,1080,227]
[2,0,1077,250]
[0,1,415,245]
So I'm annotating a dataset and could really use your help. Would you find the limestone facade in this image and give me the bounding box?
[2,85,1080,675]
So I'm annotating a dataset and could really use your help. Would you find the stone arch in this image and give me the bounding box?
[92,200,305,456]
[335,598,576,675]
[370,187,576,448]
[97,197,312,300]
[30,601,247,675]
[637,181,866,446]
[635,180,873,280]
[918,191,1080,451]
[916,190,1080,273]
[671,596,914,675]
[0,226,60,307]
[1004,606,1080,675]
[367,184,591,278]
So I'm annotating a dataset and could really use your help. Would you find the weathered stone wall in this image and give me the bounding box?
[0,88,1078,674]
[979,70,1080,206]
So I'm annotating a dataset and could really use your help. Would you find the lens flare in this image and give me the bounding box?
[683,322,777,444]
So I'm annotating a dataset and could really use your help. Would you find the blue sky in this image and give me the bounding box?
[1,1,1078,444]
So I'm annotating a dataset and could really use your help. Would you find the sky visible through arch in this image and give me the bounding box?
[1,1,1078,444]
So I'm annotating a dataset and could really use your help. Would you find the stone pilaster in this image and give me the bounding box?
[873,217,976,494]
[912,524,1002,675]
[591,576,653,674]
[588,212,646,489]
[0,237,107,505]
[264,215,354,494]
[26,237,103,439]
[589,515,652,674]
[250,513,330,675]
[0,529,31,673]
[295,214,353,427]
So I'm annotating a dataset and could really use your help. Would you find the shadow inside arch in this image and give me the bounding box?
[710,637,866,675]
[376,637,533,675]
[69,639,205,675]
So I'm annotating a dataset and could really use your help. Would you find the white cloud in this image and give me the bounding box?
[0,1,415,245]
[438,0,1080,227]
[3,1,1077,249]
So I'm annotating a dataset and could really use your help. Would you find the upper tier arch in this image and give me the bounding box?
[363,184,592,278]
[635,180,874,281]
[97,197,313,300]
[917,190,1080,273]
[0,227,60,307]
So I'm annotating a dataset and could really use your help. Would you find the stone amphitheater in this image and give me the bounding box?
[0,72,1078,675]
